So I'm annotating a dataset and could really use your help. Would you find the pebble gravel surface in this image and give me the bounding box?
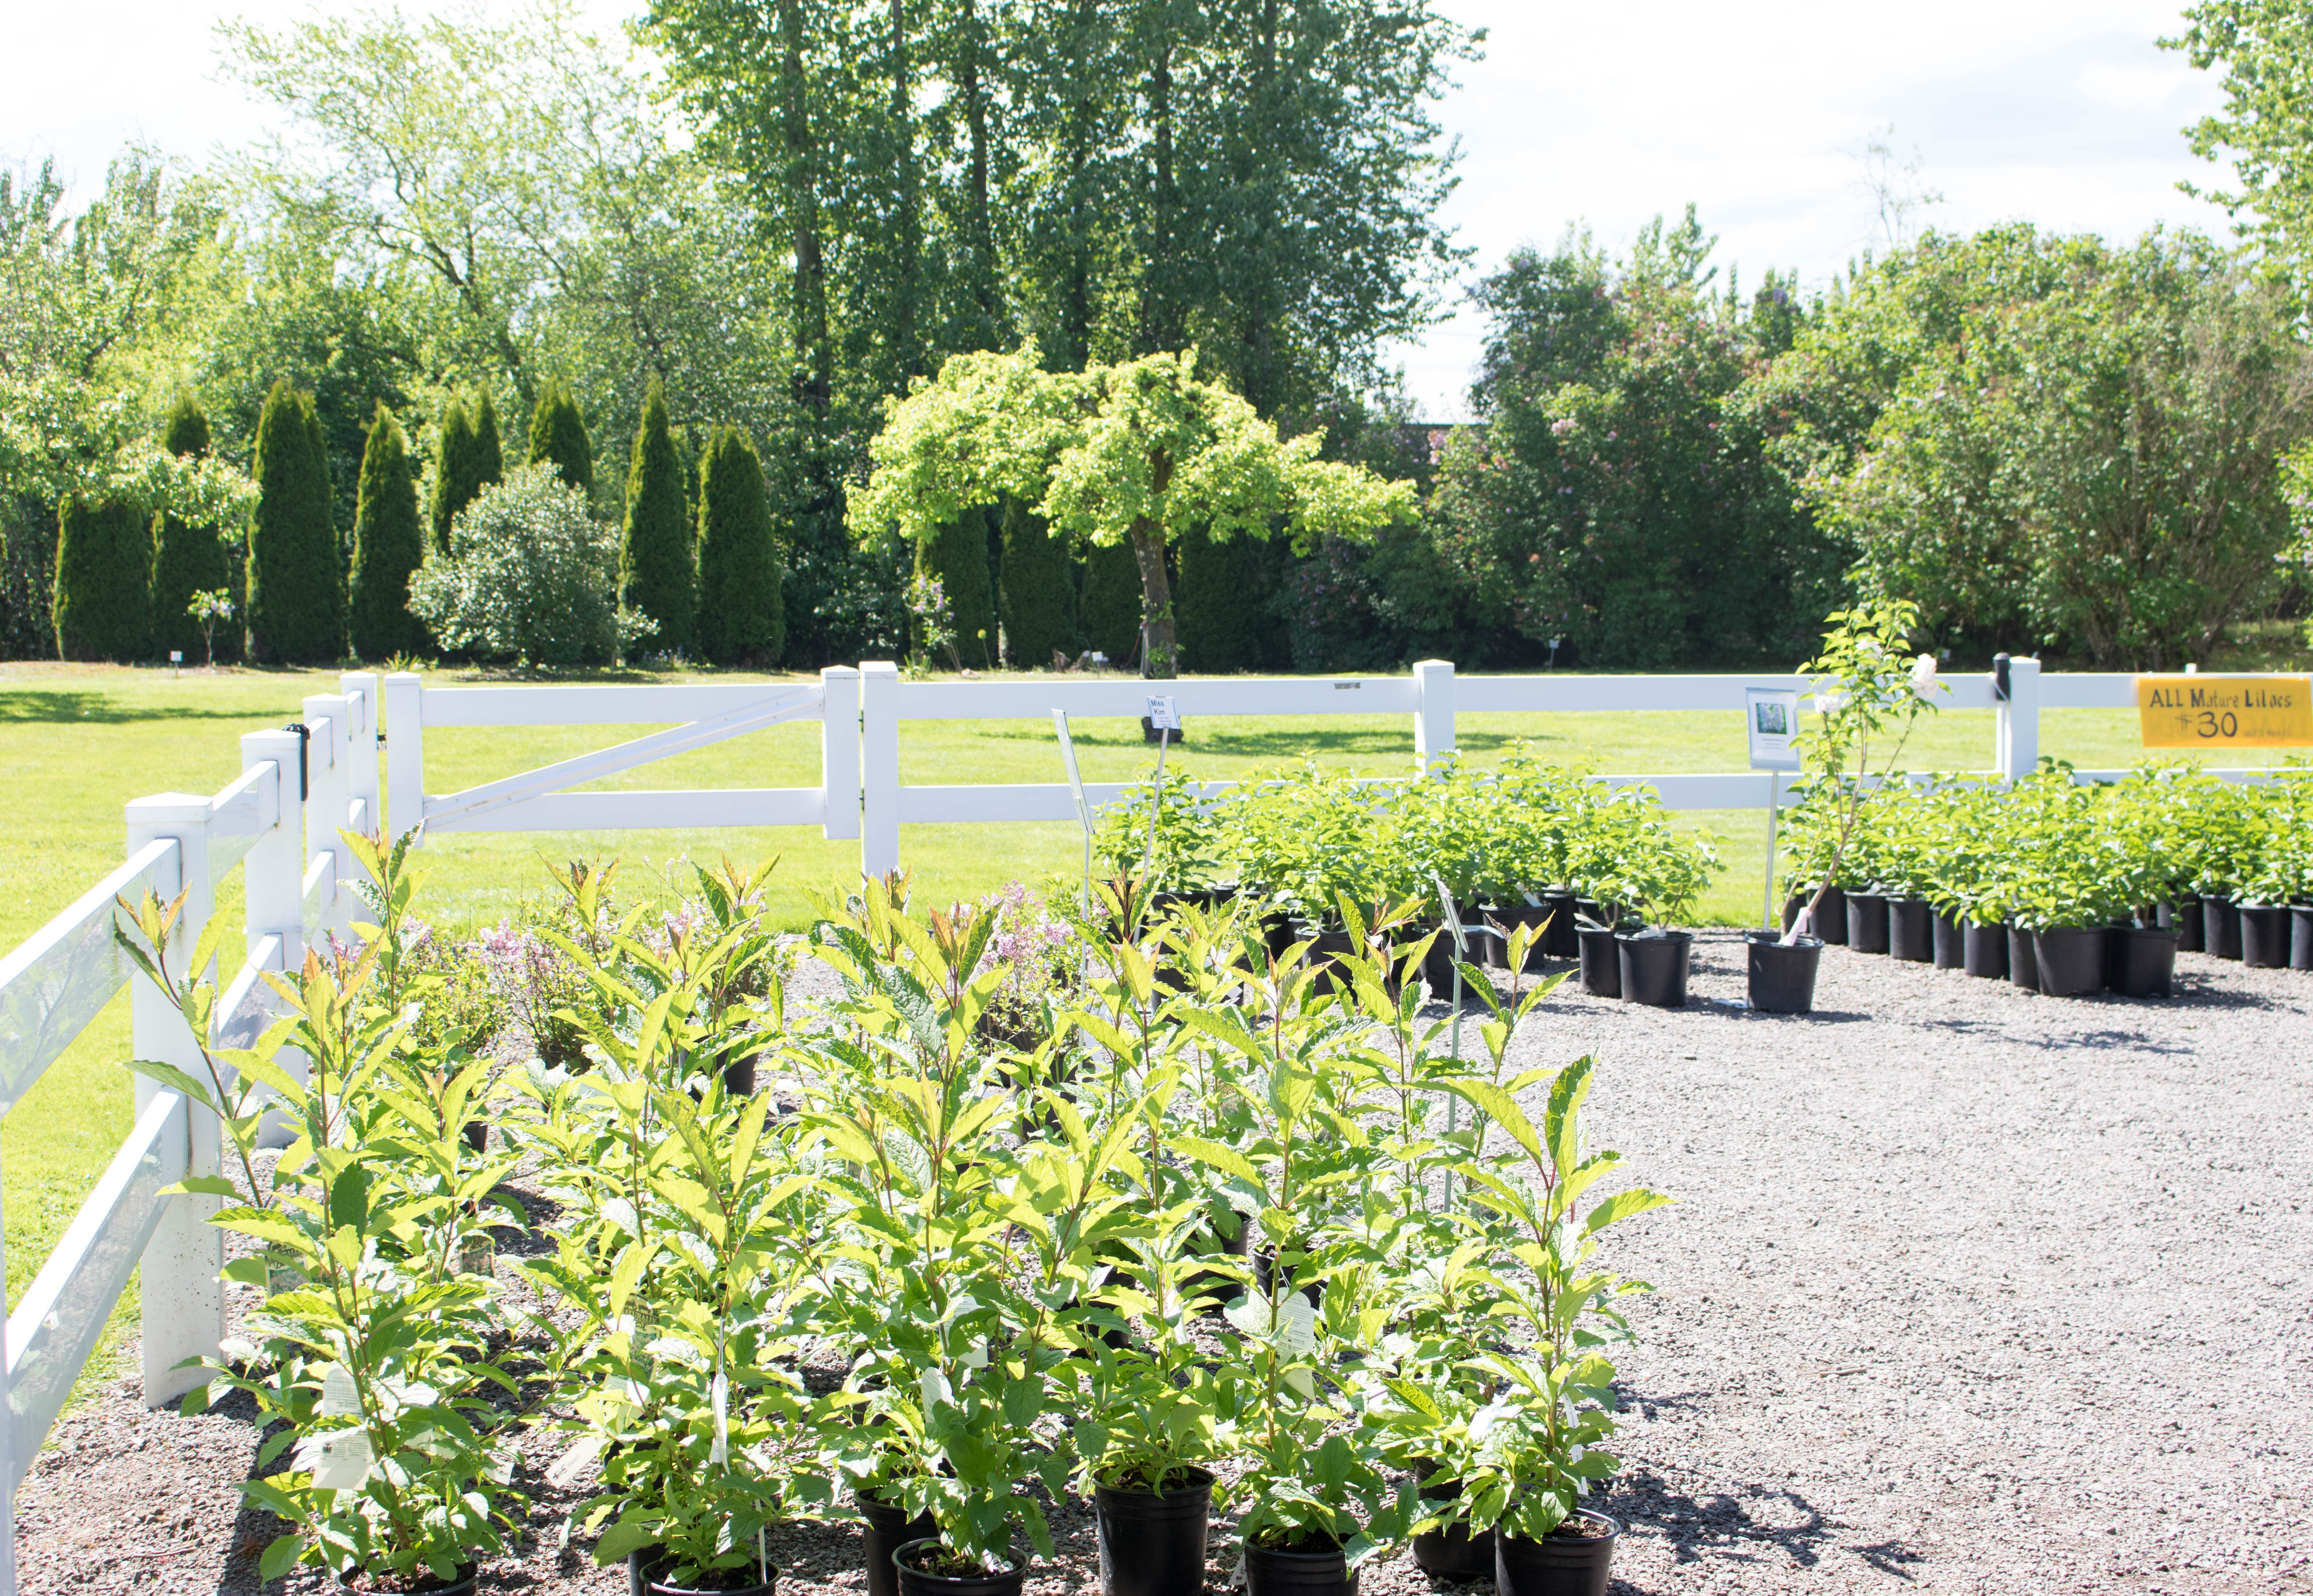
[15,931,2311,1594]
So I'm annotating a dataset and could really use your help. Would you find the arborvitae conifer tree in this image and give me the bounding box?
[53,498,150,660]
[621,381,695,655]
[1177,524,1284,673]
[527,380,593,495]
[999,499,1076,666]
[349,404,427,659]
[150,396,232,663]
[473,390,504,487]
[1079,540,1145,667]
[427,399,476,556]
[247,380,343,663]
[694,426,784,666]
[916,508,998,669]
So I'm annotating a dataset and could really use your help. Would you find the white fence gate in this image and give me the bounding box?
[0,651,2289,1589]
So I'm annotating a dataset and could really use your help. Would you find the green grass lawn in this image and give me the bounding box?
[5,657,2305,1377]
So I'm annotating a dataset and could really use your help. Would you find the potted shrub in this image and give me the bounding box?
[1759,601,1944,1011]
[1602,810,1719,1009]
[1443,1061,1669,1596]
[1999,768,2126,999]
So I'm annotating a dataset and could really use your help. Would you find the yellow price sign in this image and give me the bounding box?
[2137,674,2313,748]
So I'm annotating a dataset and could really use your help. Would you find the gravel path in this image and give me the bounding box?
[16,933,2312,1595]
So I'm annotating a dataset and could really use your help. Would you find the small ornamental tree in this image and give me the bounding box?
[349,405,428,660]
[998,498,1076,666]
[53,498,151,661]
[427,400,478,557]
[528,379,593,495]
[915,507,997,670]
[695,427,784,666]
[247,380,344,664]
[150,396,234,664]
[621,381,696,655]
[851,346,1416,677]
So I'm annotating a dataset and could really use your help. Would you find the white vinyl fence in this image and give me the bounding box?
[0,651,2288,1590]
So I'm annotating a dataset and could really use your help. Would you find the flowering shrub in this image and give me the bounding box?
[408,463,647,666]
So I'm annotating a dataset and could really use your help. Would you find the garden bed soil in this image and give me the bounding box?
[16,931,2312,1595]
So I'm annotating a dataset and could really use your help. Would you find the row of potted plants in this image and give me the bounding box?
[119,837,1666,1596]
[1776,760,2313,1001]
[1095,755,1724,1010]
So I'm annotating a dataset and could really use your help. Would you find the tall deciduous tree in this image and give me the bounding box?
[528,379,593,495]
[53,498,150,661]
[622,381,695,655]
[150,396,234,664]
[350,403,427,659]
[247,378,343,663]
[695,426,784,665]
[852,346,1413,676]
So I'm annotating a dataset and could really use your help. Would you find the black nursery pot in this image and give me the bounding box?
[1781,886,1848,945]
[1963,919,2008,979]
[893,1541,1024,1596]
[1094,1469,1213,1596]
[2238,903,2292,969]
[1243,1538,1358,1596]
[859,1498,938,1596]
[1540,889,1582,959]
[1576,925,1622,998]
[628,1551,776,1596]
[340,1566,479,1596]
[1616,929,1692,1007]
[461,1121,487,1154]
[1845,891,1890,955]
[1744,930,1822,1015]
[2201,894,2242,960]
[2109,926,2179,999]
[1931,909,1965,970]
[1493,1512,1622,1596]
[1887,897,1934,962]
[2006,925,2041,991]
[2173,896,2205,953]
[1409,1469,1494,1582]
[2292,905,2313,972]
[2034,927,2109,999]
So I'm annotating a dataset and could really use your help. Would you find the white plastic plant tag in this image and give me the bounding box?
[1282,1366,1316,1399]
[1223,1295,1273,1340]
[920,1366,954,1413]
[1146,695,1181,731]
[959,1339,990,1371]
[545,1434,606,1490]
[319,1363,360,1417]
[294,1426,372,1489]
[1277,1293,1318,1356]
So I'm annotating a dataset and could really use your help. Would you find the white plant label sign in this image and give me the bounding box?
[1052,710,1095,837]
[1745,687,1802,771]
[1146,694,1181,732]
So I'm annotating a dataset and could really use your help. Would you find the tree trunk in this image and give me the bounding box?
[959,0,1000,346]
[779,0,832,418]
[888,0,922,381]
[1129,521,1176,678]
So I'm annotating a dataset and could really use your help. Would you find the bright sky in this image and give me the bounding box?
[5,0,2239,422]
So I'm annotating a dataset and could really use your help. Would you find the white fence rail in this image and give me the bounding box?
[0,651,2293,1592]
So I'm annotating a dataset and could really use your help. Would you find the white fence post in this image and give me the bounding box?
[243,730,306,971]
[821,666,861,842]
[122,795,224,1408]
[339,673,380,838]
[383,671,424,844]
[1997,656,2043,780]
[860,662,900,881]
[303,694,353,939]
[1413,659,1456,776]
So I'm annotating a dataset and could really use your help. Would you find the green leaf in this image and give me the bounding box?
[123,1060,218,1114]
[1584,1187,1673,1234]
[258,1533,305,1581]
[1170,1137,1261,1187]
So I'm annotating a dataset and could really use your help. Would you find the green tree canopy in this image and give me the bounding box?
[851,346,1413,675]
[53,499,150,661]
[694,426,783,666]
[528,378,593,494]
[150,396,234,664]
[621,380,695,654]
[350,403,427,659]
[428,399,478,557]
[997,499,1075,666]
[247,378,343,663]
